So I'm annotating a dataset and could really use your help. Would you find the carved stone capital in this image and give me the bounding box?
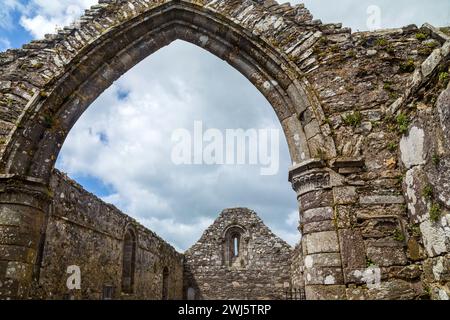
[288,159,331,196]
[0,174,52,210]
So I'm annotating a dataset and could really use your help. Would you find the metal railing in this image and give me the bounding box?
[283,288,306,300]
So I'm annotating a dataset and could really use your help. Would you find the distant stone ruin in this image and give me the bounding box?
[0,0,449,300]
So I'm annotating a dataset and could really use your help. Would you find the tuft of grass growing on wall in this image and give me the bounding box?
[387,142,398,152]
[429,203,442,222]
[399,59,415,73]
[393,229,405,242]
[422,185,433,200]
[415,33,427,41]
[342,111,362,127]
[432,153,441,166]
[396,113,409,134]
[375,38,388,47]
[439,72,449,87]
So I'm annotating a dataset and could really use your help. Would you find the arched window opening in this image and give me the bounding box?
[187,287,196,300]
[121,228,136,294]
[223,226,247,268]
[162,267,169,300]
[232,233,240,257]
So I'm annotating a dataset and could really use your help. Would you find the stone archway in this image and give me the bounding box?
[0,0,329,299]
[0,0,449,300]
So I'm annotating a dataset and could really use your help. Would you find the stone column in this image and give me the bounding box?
[289,159,346,300]
[0,175,51,299]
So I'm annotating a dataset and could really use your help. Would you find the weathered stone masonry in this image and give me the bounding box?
[33,170,184,300]
[0,0,449,300]
[183,208,296,300]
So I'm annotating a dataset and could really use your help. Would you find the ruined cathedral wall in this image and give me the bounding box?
[31,170,183,300]
[288,19,450,299]
[290,243,304,290]
[400,49,450,300]
[183,208,293,300]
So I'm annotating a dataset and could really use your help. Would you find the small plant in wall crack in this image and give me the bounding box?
[387,142,398,152]
[399,58,416,73]
[429,203,442,222]
[43,114,55,129]
[422,184,434,200]
[366,257,375,268]
[420,184,444,223]
[395,113,410,134]
[393,228,405,242]
[342,111,362,127]
[432,153,441,166]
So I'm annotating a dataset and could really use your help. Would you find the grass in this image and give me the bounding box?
[396,113,409,134]
[439,72,449,86]
[393,229,405,242]
[422,185,433,200]
[415,33,427,41]
[399,59,415,73]
[432,154,441,166]
[375,38,388,47]
[366,258,375,267]
[342,111,362,127]
[429,203,442,222]
[387,142,398,152]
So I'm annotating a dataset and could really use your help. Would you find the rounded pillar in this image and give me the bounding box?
[289,159,346,300]
[0,175,50,299]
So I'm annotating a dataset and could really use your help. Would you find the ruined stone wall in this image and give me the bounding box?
[183,208,293,300]
[0,0,449,300]
[289,22,450,300]
[290,243,304,291]
[399,36,450,300]
[31,170,183,300]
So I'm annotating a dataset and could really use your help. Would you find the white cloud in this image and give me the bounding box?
[0,0,24,30]
[283,0,449,31]
[33,0,447,252]
[140,216,215,252]
[20,0,98,38]
[57,40,299,251]
[0,37,11,51]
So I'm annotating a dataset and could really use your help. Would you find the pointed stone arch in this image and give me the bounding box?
[121,225,137,294]
[0,0,336,181]
[0,0,442,301]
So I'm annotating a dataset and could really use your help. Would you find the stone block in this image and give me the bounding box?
[299,189,334,211]
[385,265,422,281]
[423,255,450,282]
[404,166,429,223]
[302,207,334,224]
[406,238,427,261]
[400,126,426,169]
[420,217,450,257]
[304,231,340,254]
[338,229,367,283]
[366,279,421,300]
[305,284,346,300]
[304,267,344,285]
[303,220,335,235]
[366,245,408,267]
[346,287,367,300]
[359,195,405,205]
[5,261,33,282]
[304,253,342,269]
[333,186,358,205]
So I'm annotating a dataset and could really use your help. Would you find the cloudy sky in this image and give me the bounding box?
[0,1,448,251]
